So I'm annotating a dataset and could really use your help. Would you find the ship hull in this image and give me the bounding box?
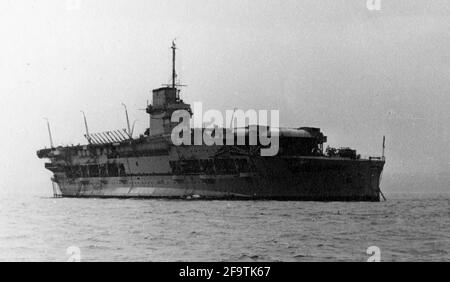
[37,45,386,202]
[53,157,384,201]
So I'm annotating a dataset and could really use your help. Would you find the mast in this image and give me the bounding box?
[121,103,131,138]
[44,118,54,148]
[81,111,91,144]
[147,99,150,130]
[171,40,177,89]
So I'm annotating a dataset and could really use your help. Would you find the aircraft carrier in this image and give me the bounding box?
[37,42,385,201]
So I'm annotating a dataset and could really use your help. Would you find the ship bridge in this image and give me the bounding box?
[145,41,192,137]
[146,87,192,136]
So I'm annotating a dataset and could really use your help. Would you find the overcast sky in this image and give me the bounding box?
[0,0,449,195]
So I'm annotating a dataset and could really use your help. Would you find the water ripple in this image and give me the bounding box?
[0,193,449,261]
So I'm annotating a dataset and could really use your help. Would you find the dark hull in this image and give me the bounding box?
[53,157,384,202]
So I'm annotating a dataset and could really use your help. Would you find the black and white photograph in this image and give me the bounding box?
[0,0,449,266]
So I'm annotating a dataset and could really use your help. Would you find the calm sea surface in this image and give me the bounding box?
[0,192,449,261]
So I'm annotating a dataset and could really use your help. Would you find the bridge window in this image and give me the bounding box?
[235,159,250,172]
[200,159,214,174]
[182,160,200,174]
[118,164,126,177]
[214,159,237,174]
[99,164,107,177]
[80,165,88,177]
[88,165,99,177]
[107,163,119,177]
